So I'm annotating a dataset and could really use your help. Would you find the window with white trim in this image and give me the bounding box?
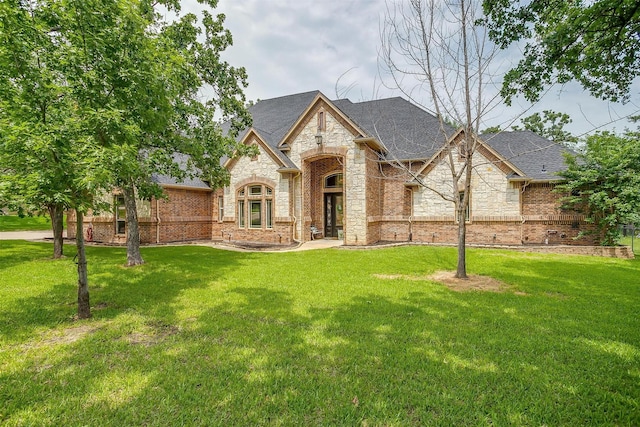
[115,195,126,235]
[237,184,274,229]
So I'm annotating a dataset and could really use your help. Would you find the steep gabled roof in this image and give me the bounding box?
[223,91,569,182]
[480,131,572,181]
[332,97,456,160]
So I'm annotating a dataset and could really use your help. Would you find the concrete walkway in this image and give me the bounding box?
[0,230,60,240]
[0,230,343,252]
[207,238,344,252]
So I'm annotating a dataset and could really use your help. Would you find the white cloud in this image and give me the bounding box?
[184,0,640,135]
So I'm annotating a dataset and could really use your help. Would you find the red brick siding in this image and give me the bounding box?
[522,183,562,216]
[365,147,383,244]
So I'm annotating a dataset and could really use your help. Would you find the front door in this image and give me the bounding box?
[324,193,343,238]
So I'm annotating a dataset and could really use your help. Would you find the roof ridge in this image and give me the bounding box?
[251,90,321,105]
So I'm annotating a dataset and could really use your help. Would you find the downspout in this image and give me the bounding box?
[156,198,161,244]
[292,214,300,243]
[520,180,530,244]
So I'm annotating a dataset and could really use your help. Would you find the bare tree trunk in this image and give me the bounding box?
[456,148,473,279]
[76,210,91,319]
[456,214,467,279]
[49,204,64,259]
[123,181,144,266]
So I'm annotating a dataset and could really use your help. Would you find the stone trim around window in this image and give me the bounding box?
[236,183,274,230]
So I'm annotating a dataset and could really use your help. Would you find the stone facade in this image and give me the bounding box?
[71,93,604,250]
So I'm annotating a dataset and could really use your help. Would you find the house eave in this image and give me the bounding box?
[354,136,386,152]
[277,167,301,175]
[160,183,213,192]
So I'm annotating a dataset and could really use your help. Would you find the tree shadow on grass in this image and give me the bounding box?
[0,242,250,343]
[2,283,638,426]
[1,246,638,426]
[0,240,58,271]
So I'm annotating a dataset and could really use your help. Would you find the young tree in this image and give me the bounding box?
[0,0,73,258]
[0,1,109,318]
[380,0,501,278]
[50,0,251,266]
[483,0,640,104]
[556,130,640,245]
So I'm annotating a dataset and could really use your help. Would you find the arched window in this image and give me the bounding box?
[237,184,274,229]
[324,173,343,189]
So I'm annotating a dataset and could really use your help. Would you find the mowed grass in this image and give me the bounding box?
[0,215,63,232]
[0,241,638,426]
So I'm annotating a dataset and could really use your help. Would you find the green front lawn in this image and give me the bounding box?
[0,215,64,232]
[0,242,638,426]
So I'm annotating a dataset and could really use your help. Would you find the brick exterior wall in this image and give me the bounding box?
[365,146,382,244]
[67,187,213,244]
[67,100,604,250]
[520,183,600,245]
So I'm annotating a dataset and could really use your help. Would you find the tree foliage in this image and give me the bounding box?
[45,0,252,265]
[556,130,640,245]
[0,0,251,315]
[512,110,577,144]
[483,0,640,103]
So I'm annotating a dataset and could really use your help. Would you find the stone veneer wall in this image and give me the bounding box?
[221,133,294,245]
[376,164,601,247]
[414,149,520,218]
[288,102,360,243]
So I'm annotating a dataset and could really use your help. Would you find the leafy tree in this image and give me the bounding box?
[513,110,577,144]
[483,0,640,103]
[49,0,251,266]
[481,125,502,134]
[556,130,640,245]
[0,0,110,318]
[0,0,73,258]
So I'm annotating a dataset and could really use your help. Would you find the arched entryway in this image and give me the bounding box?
[323,173,343,238]
[303,155,345,241]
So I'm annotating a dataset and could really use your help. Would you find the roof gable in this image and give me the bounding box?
[480,131,572,181]
[278,92,366,148]
[415,129,525,178]
[225,129,286,171]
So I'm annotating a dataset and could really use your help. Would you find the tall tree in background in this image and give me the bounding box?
[557,129,640,245]
[380,0,501,278]
[483,0,640,103]
[512,110,577,144]
[51,0,251,266]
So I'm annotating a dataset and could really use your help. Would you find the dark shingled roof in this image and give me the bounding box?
[332,97,456,160]
[241,91,319,169]
[221,91,569,182]
[480,131,572,181]
[152,153,211,189]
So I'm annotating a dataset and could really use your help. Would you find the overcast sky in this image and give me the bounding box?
[183,0,639,136]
